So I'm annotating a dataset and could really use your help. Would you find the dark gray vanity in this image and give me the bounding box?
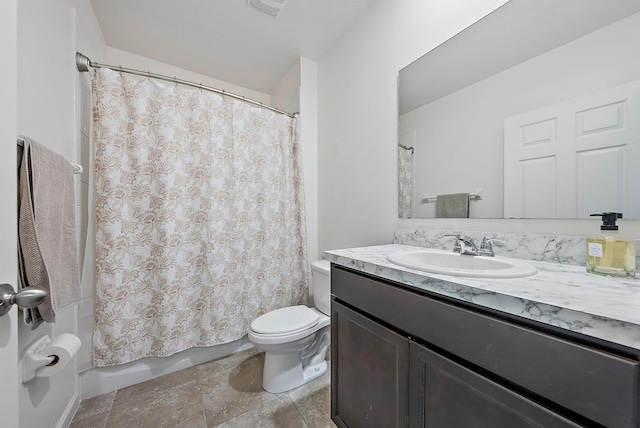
[330,264,640,428]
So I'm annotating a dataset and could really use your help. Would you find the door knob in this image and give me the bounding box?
[0,283,48,316]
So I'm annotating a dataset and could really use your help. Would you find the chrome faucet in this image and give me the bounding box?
[445,235,505,257]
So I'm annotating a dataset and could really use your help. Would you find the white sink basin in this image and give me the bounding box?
[387,249,538,279]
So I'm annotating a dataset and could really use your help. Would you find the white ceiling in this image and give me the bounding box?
[90,0,378,94]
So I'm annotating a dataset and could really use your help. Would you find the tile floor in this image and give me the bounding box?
[70,347,335,428]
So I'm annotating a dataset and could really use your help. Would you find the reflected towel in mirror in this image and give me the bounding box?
[436,193,470,218]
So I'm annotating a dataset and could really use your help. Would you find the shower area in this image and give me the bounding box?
[398,130,416,219]
[75,53,314,397]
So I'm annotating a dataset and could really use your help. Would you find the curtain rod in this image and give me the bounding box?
[75,52,298,119]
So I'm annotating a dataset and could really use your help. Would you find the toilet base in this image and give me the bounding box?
[249,315,331,394]
[303,359,328,384]
[262,352,328,393]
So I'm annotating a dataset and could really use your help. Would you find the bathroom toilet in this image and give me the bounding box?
[248,260,331,393]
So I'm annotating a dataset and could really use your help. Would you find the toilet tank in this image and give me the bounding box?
[311,260,331,315]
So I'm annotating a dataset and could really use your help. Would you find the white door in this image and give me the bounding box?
[0,0,19,427]
[504,80,640,219]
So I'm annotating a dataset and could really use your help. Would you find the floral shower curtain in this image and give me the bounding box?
[398,146,414,219]
[91,68,308,367]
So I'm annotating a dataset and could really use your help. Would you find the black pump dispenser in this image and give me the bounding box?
[590,212,622,231]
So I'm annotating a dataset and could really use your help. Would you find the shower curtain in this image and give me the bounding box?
[91,68,308,367]
[398,146,414,219]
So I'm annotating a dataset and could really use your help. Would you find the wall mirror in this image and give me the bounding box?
[398,0,640,219]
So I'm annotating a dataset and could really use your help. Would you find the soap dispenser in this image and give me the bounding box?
[586,212,636,277]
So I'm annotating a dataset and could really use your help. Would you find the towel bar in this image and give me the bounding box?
[17,138,83,174]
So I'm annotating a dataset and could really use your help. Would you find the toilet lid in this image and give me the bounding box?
[251,305,320,335]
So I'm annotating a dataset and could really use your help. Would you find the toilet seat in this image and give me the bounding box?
[249,306,330,346]
[251,305,320,335]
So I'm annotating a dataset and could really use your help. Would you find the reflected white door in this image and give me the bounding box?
[504,80,640,219]
[0,0,19,426]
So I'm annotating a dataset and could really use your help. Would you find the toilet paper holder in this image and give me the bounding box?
[22,334,81,383]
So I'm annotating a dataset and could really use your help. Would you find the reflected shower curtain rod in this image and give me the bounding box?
[399,144,414,153]
[75,52,298,118]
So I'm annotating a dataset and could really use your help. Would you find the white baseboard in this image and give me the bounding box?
[57,390,80,428]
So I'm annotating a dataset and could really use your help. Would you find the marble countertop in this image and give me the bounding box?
[324,244,640,351]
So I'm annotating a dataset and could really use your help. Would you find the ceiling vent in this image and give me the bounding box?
[247,0,286,17]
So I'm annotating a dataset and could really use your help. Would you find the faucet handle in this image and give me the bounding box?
[445,233,473,242]
[444,234,464,253]
[444,234,477,255]
[478,236,505,257]
[481,236,505,246]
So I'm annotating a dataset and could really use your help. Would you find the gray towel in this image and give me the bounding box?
[18,136,80,328]
[436,193,470,218]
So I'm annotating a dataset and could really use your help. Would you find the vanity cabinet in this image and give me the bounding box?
[330,265,640,428]
[331,300,408,428]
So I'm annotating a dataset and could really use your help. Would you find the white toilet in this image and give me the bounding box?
[248,260,331,393]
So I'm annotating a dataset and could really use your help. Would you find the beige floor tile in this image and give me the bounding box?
[291,385,335,428]
[213,394,308,428]
[107,380,205,428]
[112,364,199,407]
[69,410,110,428]
[72,346,335,428]
[72,391,116,422]
[200,351,284,425]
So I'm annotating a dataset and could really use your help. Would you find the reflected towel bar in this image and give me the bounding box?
[421,189,482,204]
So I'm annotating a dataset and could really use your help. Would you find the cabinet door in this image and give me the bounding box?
[409,342,581,428]
[331,299,409,428]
